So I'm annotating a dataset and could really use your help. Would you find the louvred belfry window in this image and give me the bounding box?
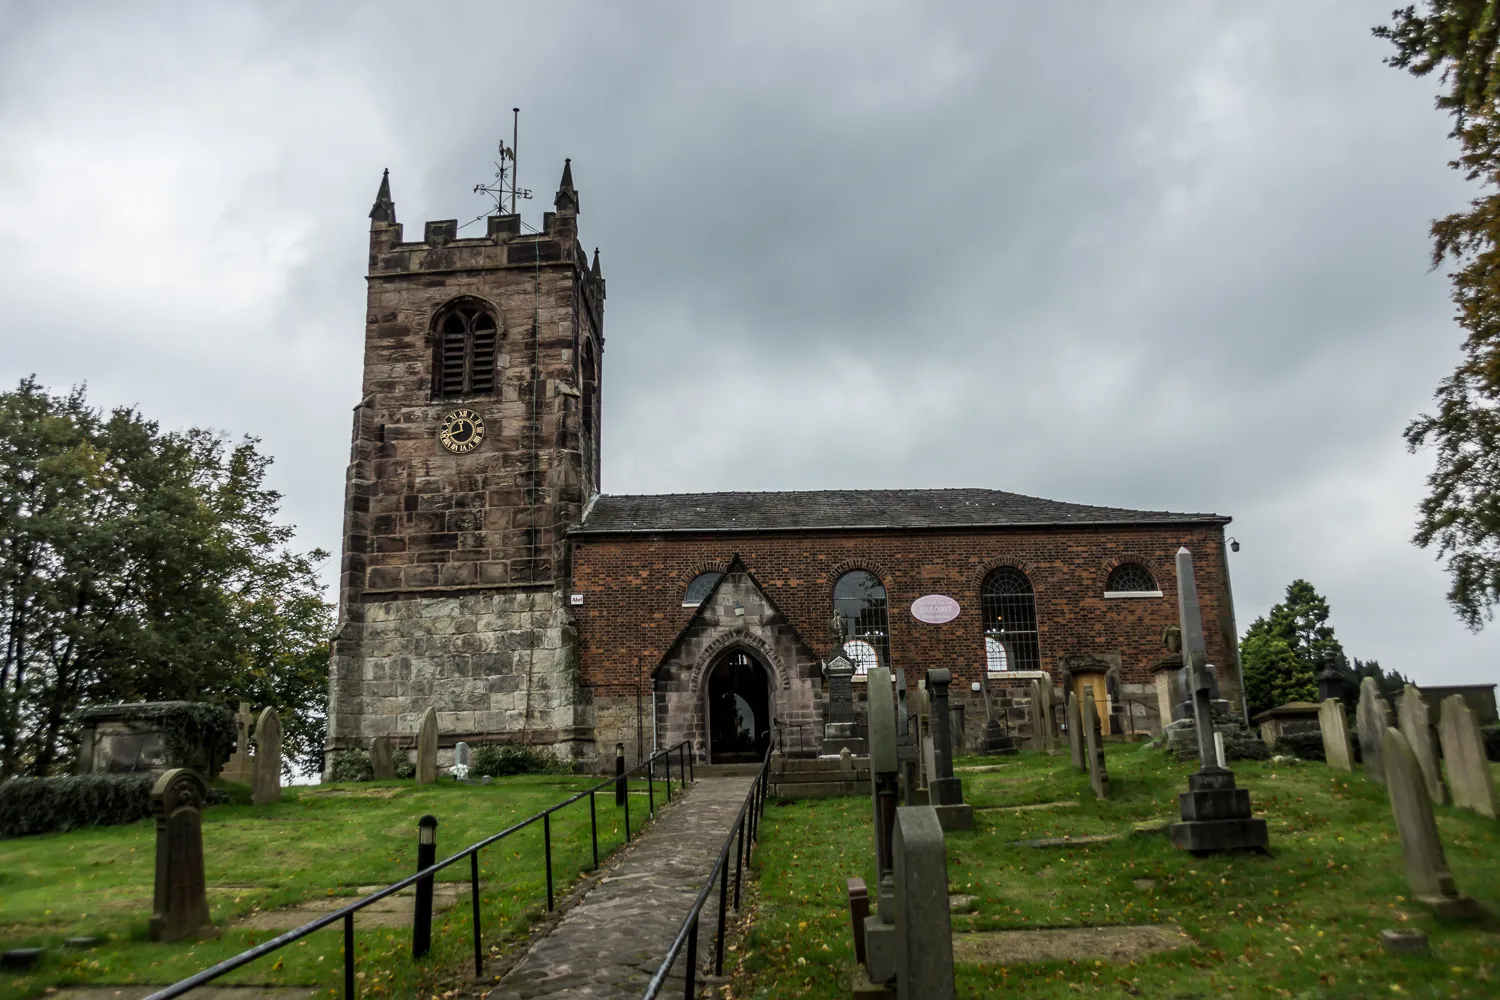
[434,300,499,398]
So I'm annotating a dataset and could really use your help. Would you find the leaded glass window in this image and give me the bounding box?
[834,570,889,674]
[683,572,722,607]
[980,567,1039,672]
[1105,563,1158,594]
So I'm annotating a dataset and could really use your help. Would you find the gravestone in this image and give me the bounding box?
[1382,727,1483,919]
[925,669,973,830]
[251,708,281,806]
[863,664,901,986]
[893,806,956,1000]
[1032,677,1056,752]
[1316,652,1346,703]
[1213,731,1227,770]
[220,702,255,785]
[979,672,1016,755]
[1438,695,1497,819]
[453,741,471,781]
[1397,685,1447,805]
[1318,699,1355,772]
[149,769,215,941]
[822,655,867,756]
[370,734,395,780]
[1065,692,1085,771]
[416,707,438,784]
[1357,678,1394,787]
[1167,547,1269,854]
[1081,687,1109,799]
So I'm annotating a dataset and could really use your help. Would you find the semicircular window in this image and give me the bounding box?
[980,567,1039,672]
[683,572,723,607]
[834,570,889,674]
[1105,563,1158,595]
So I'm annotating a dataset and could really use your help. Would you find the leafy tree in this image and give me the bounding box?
[1238,580,1344,715]
[1329,654,1412,712]
[0,378,331,777]
[1374,4,1500,627]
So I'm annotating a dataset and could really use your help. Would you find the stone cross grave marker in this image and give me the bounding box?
[1356,677,1394,786]
[149,769,215,942]
[1167,547,1268,854]
[1397,685,1447,805]
[1318,699,1355,772]
[925,669,973,830]
[1438,695,1497,819]
[893,805,956,1000]
[251,708,281,806]
[1065,691,1085,771]
[370,734,395,780]
[1081,686,1109,799]
[220,702,255,784]
[1382,727,1483,919]
[863,664,901,986]
[416,707,439,784]
[453,741,471,781]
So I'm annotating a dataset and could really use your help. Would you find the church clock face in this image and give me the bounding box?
[438,408,485,454]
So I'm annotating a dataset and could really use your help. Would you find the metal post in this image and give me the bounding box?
[733,814,744,910]
[666,750,673,803]
[589,790,598,870]
[688,742,694,783]
[543,812,555,911]
[412,815,437,959]
[624,772,631,841]
[715,850,729,975]
[470,852,482,975]
[648,756,655,817]
[343,911,355,1000]
[615,742,626,807]
[683,917,699,1000]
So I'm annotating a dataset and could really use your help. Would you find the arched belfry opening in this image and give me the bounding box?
[705,650,771,763]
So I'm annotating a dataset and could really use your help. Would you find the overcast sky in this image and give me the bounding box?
[1,2,1494,688]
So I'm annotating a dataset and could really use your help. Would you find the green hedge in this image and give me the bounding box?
[470,742,558,777]
[1483,724,1500,763]
[0,774,156,838]
[1272,732,1326,761]
[329,748,374,782]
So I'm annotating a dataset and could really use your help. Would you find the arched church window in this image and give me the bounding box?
[834,570,889,674]
[1105,563,1159,595]
[980,567,1040,672]
[683,572,722,607]
[434,299,499,399]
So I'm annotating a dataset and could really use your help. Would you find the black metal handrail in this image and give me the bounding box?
[641,749,770,999]
[143,740,696,1000]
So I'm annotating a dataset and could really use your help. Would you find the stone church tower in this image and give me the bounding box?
[325,162,604,772]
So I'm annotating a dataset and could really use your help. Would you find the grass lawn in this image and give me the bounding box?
[731,745,1500,999]
[0,772,673,1000]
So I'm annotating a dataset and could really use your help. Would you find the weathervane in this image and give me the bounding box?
[473,107,533,216]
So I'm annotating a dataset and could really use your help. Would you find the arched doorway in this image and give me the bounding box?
[706,650,771,763]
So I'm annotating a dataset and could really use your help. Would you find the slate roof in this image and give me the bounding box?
[572,488,1229,535]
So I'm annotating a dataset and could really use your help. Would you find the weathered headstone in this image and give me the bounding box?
[1397,685,1447,805]
[1035,676,1056,751]
[1315,652,1346,704]
[149,769,215,942]
[822,655,867,756]
[1318,699,1355,772]
[1382,727,1483,919]
[1213,731,1227,770]
[251,708,281,806]
[925,669,972,830]
[1438,694,1497,819]
[220,702,255,784]
[416,707,438,785]
[370,734,395,780]
[1167,547,1269,854]
[453,741,471,781]
[1357,677,1394,786]
[1081,687,1109,800]
[895,669,920,805]
[1065,692,1085,771]
[863,664,901,986]
[979,673,1016,755]
[893,806,956,1000]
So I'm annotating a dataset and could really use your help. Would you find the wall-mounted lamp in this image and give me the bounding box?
[733,603,745,617]
[1227,537,1241,553]
[970,681,982,693]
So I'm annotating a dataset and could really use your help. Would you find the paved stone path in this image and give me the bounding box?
[486,776,755,1000]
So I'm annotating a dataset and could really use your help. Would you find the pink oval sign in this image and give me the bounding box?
[910,594,960,624]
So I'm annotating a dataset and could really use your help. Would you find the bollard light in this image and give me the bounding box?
[418,814,437,846]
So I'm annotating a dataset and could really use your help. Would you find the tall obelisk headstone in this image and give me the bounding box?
[1167,547,1268,854]
[925,669,973,830]
[1357,678,1394,786]
[863,664,901,987]
[1438,695,1497,819]
[416,707,439,785]
[1382,727,1483,919]
[822,655,867,755]
[1397,685,1447,805]
[1065,692,1085,771]
[251,708,281,805]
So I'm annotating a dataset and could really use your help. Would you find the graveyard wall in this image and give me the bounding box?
[570,523,1243,738]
